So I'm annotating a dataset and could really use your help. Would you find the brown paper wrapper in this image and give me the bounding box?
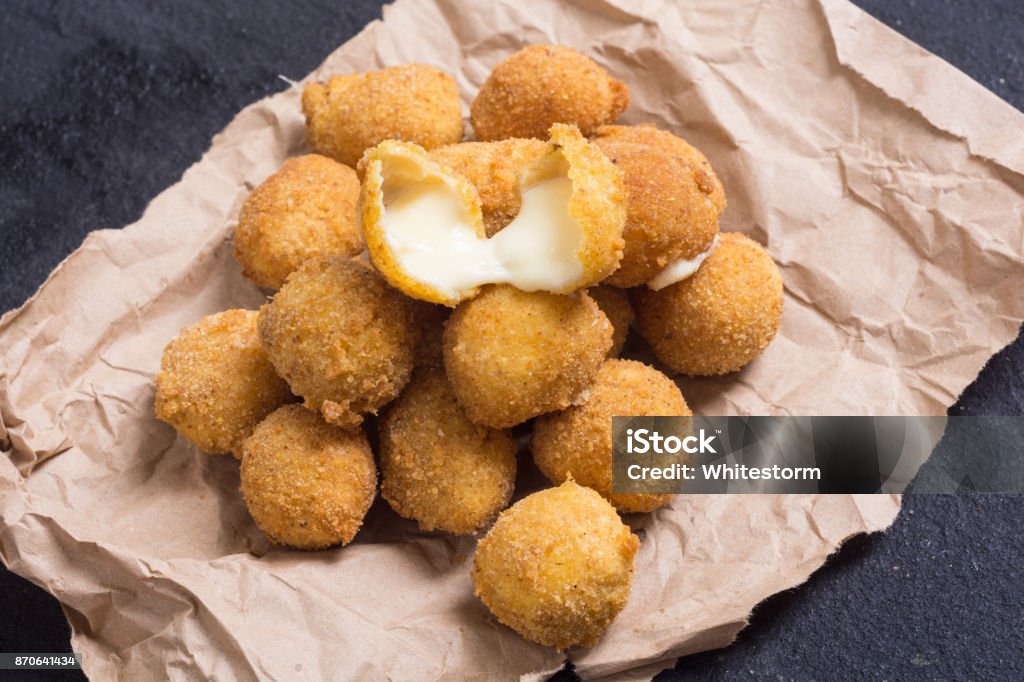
[1,0,1022,679]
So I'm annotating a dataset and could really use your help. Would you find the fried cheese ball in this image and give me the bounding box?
[302,64,463,168]
[155,309,291,457]
[636,232,784,375]
[258,256,415,428]
[472,480,639,649]
[593,139,720,287]
[593,124,726,213]
[443,286,612,428]
[587,285,635,357]
[471,45,629,141]
[428,138,548,236]
[240,405,376,549]
[234,154,362,290]
[379,368,517,534]
[532,359,690,513]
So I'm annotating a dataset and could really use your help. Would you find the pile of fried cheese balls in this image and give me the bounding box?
[154,45,784,651]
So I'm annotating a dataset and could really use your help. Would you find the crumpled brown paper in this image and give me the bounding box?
[1,0,1022,679]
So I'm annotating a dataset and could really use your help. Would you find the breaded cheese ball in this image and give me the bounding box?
[429,138,548,236]
[258,256,415,428]
[379,368,517,534]
[234,154,362,290]
[593,139,720,287]
[587,285,635,357]
[636,232,784,375]
[472,480,639,649]
[302,64,463,168]
[155,309,291,457]
[443,286,612,428]
[471,45,629,141]
[532,359,690,513]
[593,124,726,213]
[240,405,376,549]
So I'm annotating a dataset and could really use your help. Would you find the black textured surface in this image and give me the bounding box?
[1,1,1021,680]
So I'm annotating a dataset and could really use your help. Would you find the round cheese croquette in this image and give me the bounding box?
[471,480,639,649]
[155,309,292,457]
[636,232,784,376]
[532,359,690,513]
[443,285,613,428]
[258,256,416,428]
[379,368,517,535]
[470,45,629,141]
[587,285,635,358]
[234,154,362,290]
[302,64,463,169]
[240,405,376,549]
[428,138,548,236]
[594,139,721,287]
[593,124,727,214]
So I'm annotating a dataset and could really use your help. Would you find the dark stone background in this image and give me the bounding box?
[0,1,1021,680]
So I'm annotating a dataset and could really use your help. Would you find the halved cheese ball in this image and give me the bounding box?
[428,138,548,236]
[360,124,625,306]
[443,285,612,429]
[472,480,639,649]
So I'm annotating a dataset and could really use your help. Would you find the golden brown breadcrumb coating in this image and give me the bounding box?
[240,405,376,549]
[258,256,415,428]
[234,154,362,290]
[636,232,784,375]
[379,368,517,534]
[443,286,612,428]
[302,64,463,168]
[593,124,726,213]
[408,300,450,369]
[428,138,548,236]
[532,359,690,513]
[472,480,639,649]
[155,309,291,457]
[471,45,629,141]
[587,285,635,358]
[593,140,720,287]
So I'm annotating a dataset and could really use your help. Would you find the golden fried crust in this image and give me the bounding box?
[593,124,727,213]
[443,286,613,428]
[532,359,689,513]
[472,480,639,649]
[155,309,291,457]
[379,368,517,535]
[429,138,548,236]
[257,256,416,428]
[587,286,635,358]
[470,45,630,141]
[594,140,720,287]
[408,300,450,369]
[302,64,463,168]
[234,155,362,290]
[636,233,784,376]
[240,405,376,549]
